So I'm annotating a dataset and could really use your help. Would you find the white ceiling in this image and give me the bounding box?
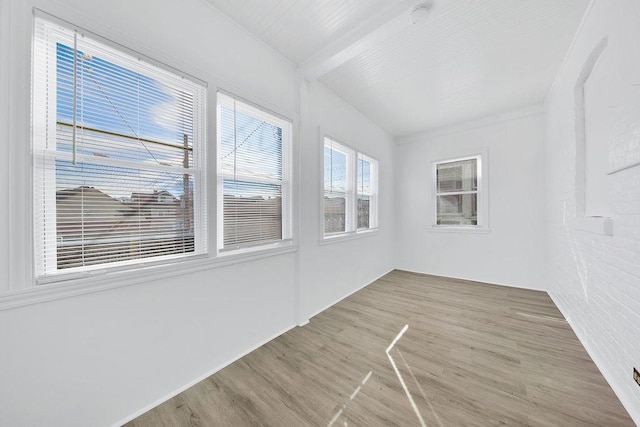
[207,0,590,137]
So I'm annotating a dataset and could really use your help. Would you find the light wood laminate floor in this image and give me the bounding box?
[128,270,634,426]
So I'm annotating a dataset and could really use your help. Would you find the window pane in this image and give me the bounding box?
[217,93,291,250]
[357,156,371,194]
[55,160,194,270]
[223,180,282,247]
[437,194,478,225]
[219,102,283,180]
[33,17,206,277]
[324,194,346,234]
[324,146,347,193]
[324,144,348,234]
[357,195,370,229]
[56,43,195,160]
[437,158,477,193]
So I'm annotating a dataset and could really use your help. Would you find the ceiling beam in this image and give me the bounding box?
[299,0,424,81]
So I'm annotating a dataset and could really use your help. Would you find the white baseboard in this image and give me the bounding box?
[395,268,545,292]
[305,268,395,321]
[548,292,640,425]
[111,323,297,427]
[113,269,395,426]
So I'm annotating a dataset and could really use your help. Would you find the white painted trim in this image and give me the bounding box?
[113,266,396,427]
[395,104,545,144]
[396,269,545,292]
[429,149,490,232]
[548,291,640,425]
[321,132,356,236]
[319,129,380,241]
[306,268,394,320]
[9,0,33,291]
[111,322,298,427]
[427,226,491,234]
[299,0,417,80]
[546,0,598,101]
[215,90,296,254]
[0,244,298,311]
[571,216,613,236]
[318,229,379,246]
[0,0,11,293]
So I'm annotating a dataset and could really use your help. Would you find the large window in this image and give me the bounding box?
[217,92,292,251]
[32,16,207,279]
[434,156,480,226]
[323,136,378,237]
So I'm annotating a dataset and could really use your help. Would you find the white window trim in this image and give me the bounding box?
[32,13,209,281]
[0,245,298,311]
[0,8,300,311]
[357,152,379,231]
[430,150,489,232]
[215,90,294,255]
[572,36,613,236]
[320,131,379,242]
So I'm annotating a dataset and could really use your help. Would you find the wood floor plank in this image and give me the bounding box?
[127,270,634,426]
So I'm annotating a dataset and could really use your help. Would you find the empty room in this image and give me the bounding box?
[1,0,639,425]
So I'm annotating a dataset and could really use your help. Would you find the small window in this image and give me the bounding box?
[434,156,480,227]
[216,92,293,252]
[32,16,207,279]
[323,136,378,237]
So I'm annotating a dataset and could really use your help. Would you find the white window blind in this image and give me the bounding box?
[357,153,378,230]
[435,157,479,226]
[216,92,292,251]
[323,136,378,237]
[32,16,207,279]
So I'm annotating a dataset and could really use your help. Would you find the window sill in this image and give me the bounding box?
[319,228,379,246]
[0,243,298,311]
[571,216,613,236]
[428,225,490,234]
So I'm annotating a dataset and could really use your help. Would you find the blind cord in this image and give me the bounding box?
[72,31,77,165]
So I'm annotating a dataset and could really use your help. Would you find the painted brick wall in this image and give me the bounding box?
[545,0,640,423]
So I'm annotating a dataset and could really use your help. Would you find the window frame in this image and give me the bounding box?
[431,152,488,232]
[32,13,209,283]
[215,90,294,255]
[356,152,379,231]
[321,132,379,242]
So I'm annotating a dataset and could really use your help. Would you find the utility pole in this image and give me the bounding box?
[183,133,191,237]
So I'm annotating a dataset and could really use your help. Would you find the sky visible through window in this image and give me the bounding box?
[358,156,371,194]
[56,42,194,199]
[218,100,283,198]
[324,146,347,194]
[323,146,371,195]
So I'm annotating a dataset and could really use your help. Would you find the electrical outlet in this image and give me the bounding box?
[634,368,640,387]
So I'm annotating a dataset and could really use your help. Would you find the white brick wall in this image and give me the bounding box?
[545,0,640,423]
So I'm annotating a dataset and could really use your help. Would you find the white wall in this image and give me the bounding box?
[298,81,395,319]
[0,0,10,293]
[0,0,395,425]
[395,109,546,290]
[544,0,640,423]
